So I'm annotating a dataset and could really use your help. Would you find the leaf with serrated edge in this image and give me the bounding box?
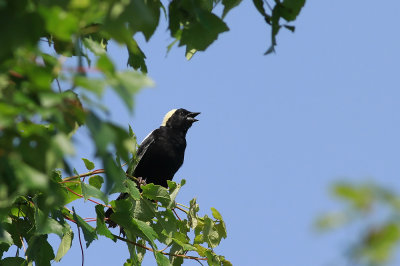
[72,207,97,247]
[142,183,171,206]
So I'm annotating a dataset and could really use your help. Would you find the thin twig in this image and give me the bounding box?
[172,208,182,221]
[56,78,62,93]
[83,217,97,221]
[64,206,73,213]
[175,206,188,214]
[195,259,205,266]
[159,245,170,252]
[125,173,139,182]
[61,169,105,182]
[176,203,189,209]
[76,223,85,266]
[19,236,26,253]
[62,169,136,183]
[84,219,97,223]
[19,235,27,260]
[65,186,111,208]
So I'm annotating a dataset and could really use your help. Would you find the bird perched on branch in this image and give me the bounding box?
[105,108,200,227]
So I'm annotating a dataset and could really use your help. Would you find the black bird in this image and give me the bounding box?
[105,108,200,227]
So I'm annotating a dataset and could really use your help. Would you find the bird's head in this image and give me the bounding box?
[161,108,200,133]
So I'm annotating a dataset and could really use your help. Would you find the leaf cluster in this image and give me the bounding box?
[316,182,400,266]
[1,158,230,265]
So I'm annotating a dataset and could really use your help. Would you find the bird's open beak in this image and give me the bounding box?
[186,112,200,122]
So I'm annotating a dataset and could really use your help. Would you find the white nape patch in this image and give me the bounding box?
[161,109,177,126]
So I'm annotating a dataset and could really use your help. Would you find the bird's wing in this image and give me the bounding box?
[137,130,156,160]
[131,129,158,173]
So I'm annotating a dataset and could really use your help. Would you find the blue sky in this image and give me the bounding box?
[51,1,400,265]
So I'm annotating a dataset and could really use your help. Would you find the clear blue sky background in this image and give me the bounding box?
[49,1,400,265]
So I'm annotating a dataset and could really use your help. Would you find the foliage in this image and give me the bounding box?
[316,182,400,266]
[0,0,305,265]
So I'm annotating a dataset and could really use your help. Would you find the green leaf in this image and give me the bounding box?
[124,258,135,266]
[64,182,82,204]
[281,0,306,21]
[26,235,55,266]
[126,0,161,41]
[103,152,126,194]
[252,0,271,24]
[222,0,242,18]
[74,76,106,97]
[204,249,221,266]
[314,212,349,231]
[203,216,220,248]
[111,212,158,248]
[89,175,104,190]
[0,257,27,265]
[215,221,227,240]
[172,232,196,251]
[188,198,199,228]
[265,4,282,55]
[11,159,48,190]
[167,180,184,209]
[0,243,11,258]
[82,158,95,170]
[97,54,115,74]
[55,228,73,262]
[95,205,116,241]
[194,244,207,257]
[72,208,98,247]
[34,206,65,238]
[128,125,135,138]
[136,238,147,263]
[357,223,400,264]
[211,207,223,220]
[333,183,373,210]
[124,179,141,201]
[81,182,108,204]
[39,6,79,41]
[221,257,233,266]
[155,251,170,266]
[153,210,177,245]
[180,12,229,52]
[142,183,171,206]
[127,39,148,73]
[83,37,107,55]
[169,243,184,266]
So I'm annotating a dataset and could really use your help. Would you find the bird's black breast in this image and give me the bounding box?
[133,127,187,187]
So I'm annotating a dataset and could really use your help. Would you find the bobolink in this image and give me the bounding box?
[105,108,200,226]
